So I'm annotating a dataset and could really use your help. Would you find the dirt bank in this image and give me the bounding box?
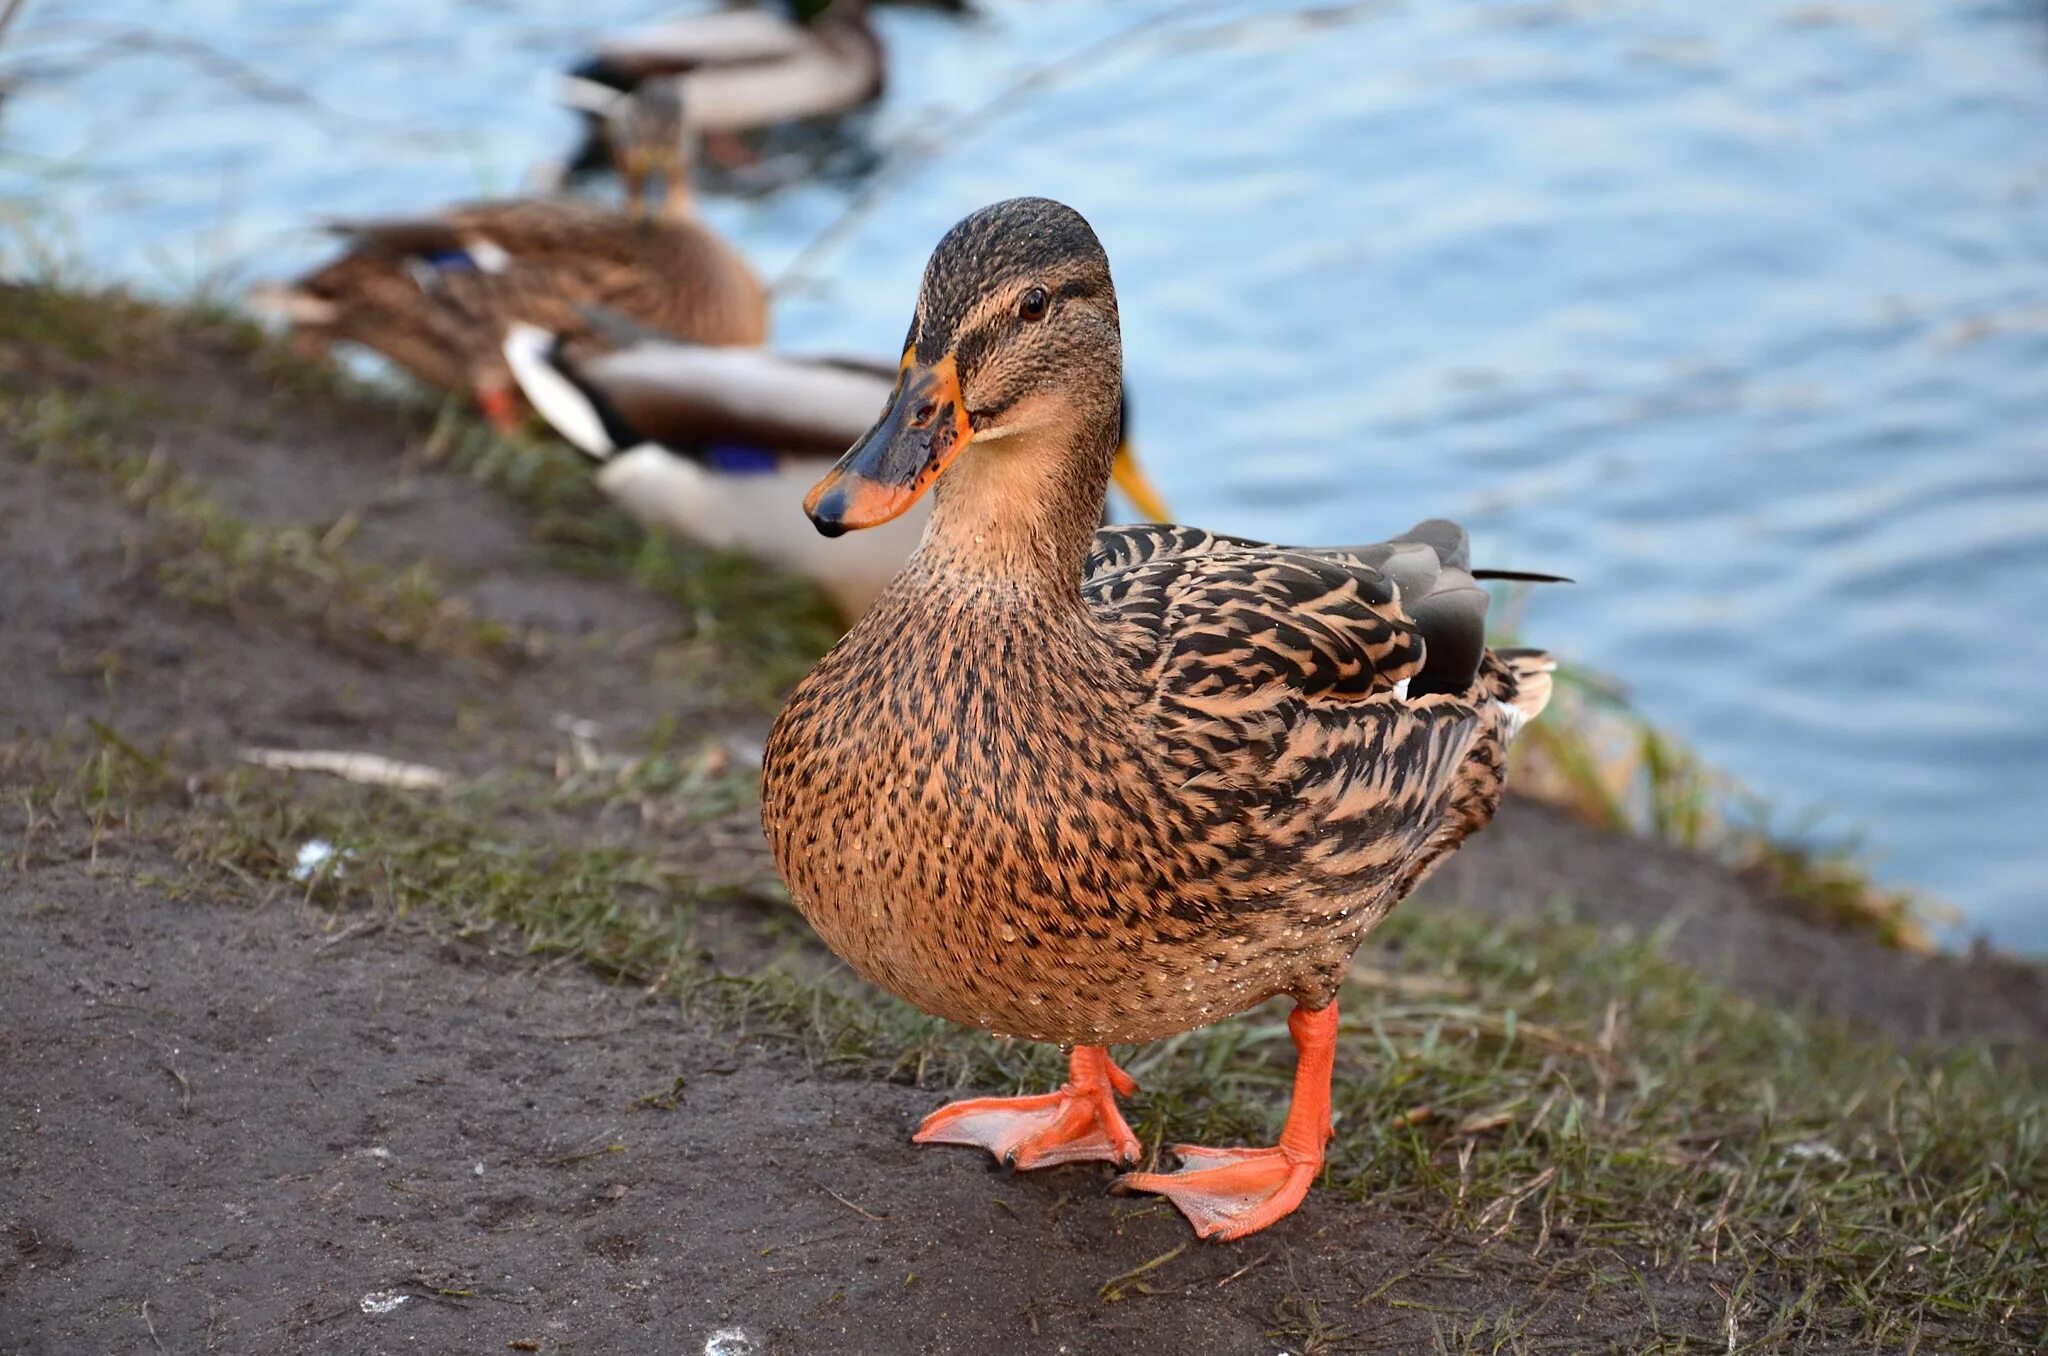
[3,288,2042,1354]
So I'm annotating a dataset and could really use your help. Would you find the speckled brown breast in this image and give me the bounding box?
[763,576,1390,1046]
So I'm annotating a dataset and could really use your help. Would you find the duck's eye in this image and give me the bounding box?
[1018,286,1049,322]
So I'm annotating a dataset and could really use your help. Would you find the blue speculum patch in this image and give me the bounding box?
[704,444,781,475]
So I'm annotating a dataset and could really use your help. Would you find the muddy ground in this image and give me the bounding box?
[2,296,2043,1354]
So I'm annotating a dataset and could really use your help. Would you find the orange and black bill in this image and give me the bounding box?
[805,357,971,537]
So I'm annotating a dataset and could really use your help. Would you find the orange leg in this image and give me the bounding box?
[476,382,525,435]
[1115,1001,1338,1241]
[913,1045,1141,1170]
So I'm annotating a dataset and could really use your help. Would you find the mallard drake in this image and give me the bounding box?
[251,88,764,431]
[559,0,882,175]
[760,198,1558,1241]
[502,321,1172,621]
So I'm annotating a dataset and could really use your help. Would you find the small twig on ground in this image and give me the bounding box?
[141,1297,166,1353]
[313,917,385,954]
[1215,1251,1272,1288]
[525,1023,640,1042]
[1097,1243,1188,1302]
[241,747,453,791]
[164,1054,193,1117]
[543,1137,624,1168]
[824,1186,886,1222]
[1477,1164,1558,1243]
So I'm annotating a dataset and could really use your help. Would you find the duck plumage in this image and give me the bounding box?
[759,198,1558,1239]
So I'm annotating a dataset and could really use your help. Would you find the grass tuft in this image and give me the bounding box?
[12,387,533,663]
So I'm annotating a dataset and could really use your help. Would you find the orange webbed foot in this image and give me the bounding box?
[913,1046,1140,1171]
[1115,1000,1341,1242]
[1114,1144,1321,1240]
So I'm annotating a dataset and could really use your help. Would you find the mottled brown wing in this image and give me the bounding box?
[1090,547,1425,702]
[336,201,764,349]
[283,250,473,390]
[1086,519,1490,699]
[1084,530,1490,902]
[438,205,674,339]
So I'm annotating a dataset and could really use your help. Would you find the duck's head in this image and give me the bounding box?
[805,197,1167,538]
[610,80,691,220]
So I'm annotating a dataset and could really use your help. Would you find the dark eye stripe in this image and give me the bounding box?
[951,322,1002,384]
[966,391,1017,426]
[947,277,1104,405]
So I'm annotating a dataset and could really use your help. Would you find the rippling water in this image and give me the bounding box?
[5,0,2045,947]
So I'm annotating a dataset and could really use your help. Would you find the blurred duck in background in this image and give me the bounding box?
[558,0,883,179]
[502,320,1172,621]
[251,86,765,432]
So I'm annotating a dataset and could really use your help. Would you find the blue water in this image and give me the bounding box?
[5,0,2046,947]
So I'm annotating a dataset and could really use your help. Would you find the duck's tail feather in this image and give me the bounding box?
[1494,647,1556,734]
[246,281,338,326]
[1474,568,1574,584]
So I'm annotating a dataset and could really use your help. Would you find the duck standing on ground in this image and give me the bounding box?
[760,198,1556,1241]
[502,322,1172,621]
[252,86,764,431]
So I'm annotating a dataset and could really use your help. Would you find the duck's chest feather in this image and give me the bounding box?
[761,598,1320,1044]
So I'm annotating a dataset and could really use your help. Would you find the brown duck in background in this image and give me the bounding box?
[761,197,1559,1241]
[250,84,765,431]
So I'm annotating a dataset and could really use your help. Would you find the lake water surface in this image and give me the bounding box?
[5,0,2045,947]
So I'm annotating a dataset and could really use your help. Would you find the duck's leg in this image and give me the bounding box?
[913,1045,1141,1170]
[475,380,526,436]
[1114,1001,1337,1241]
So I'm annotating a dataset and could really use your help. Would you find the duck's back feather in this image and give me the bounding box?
[282,201,766,398]
[1085,518,1490,699]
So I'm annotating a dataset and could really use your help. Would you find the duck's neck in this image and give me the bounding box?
[911,404,1118,606]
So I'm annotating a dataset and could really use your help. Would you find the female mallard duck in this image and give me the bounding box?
[560,0,881,174]
[760,198,1557,1241]
[252,86,764,431]
[501,321,1170,621]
